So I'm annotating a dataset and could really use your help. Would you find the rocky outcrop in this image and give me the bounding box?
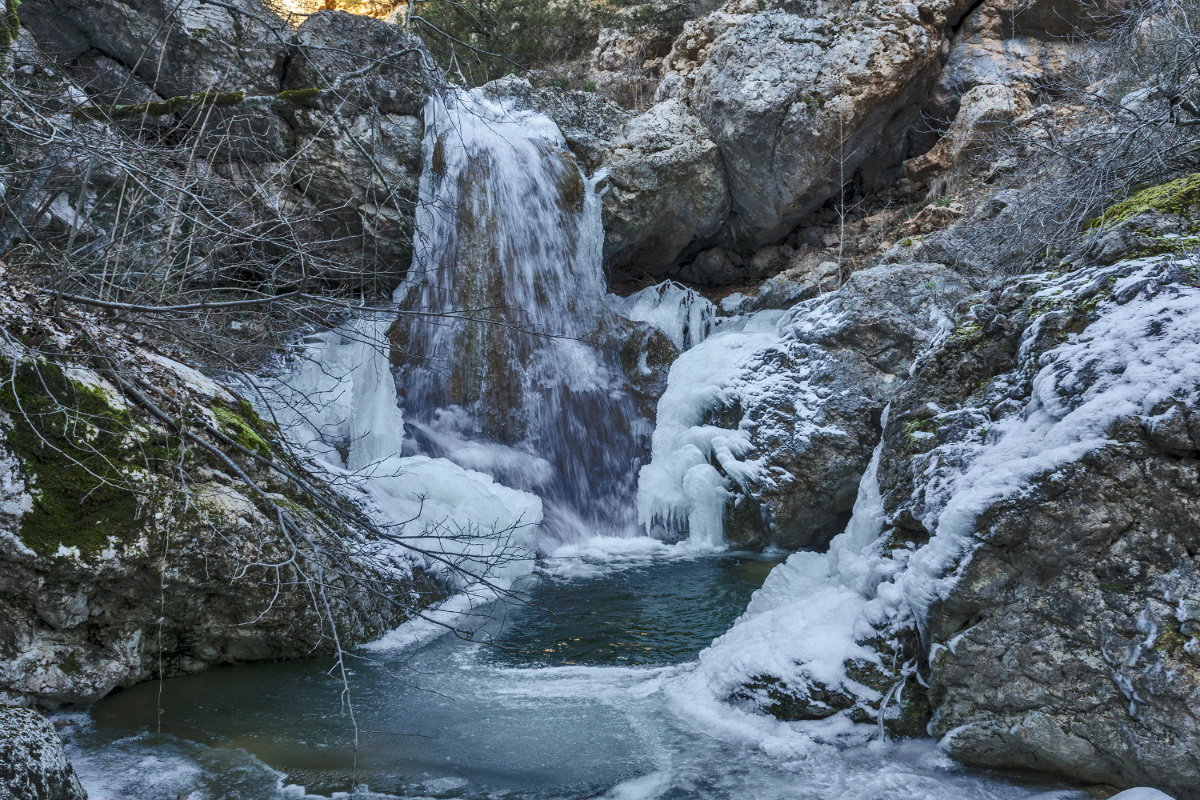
[18,0,288,99]
[638,262,976,550]
[881,256,1200,797]
[0,706,85,800]
[705,243,1200,795]
[4,3,435,294]
[603,99,730,276]
[597,0,977,278]
[0,275,442,708]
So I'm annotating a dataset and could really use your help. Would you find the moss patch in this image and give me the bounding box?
[1,0,19,50]
[210,401,273,459]
[1088,173,1200,229]
[0,358,143,557]
[277,87,323,109]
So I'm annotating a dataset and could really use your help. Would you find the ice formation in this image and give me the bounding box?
[690,256,1200,725]
[610,280,718,351]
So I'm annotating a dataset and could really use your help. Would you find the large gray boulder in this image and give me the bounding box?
[879,256,1200,796]
[0,706,85,800]
[603,99,730,277]
[597,0,973,278]
[18,0,288,97]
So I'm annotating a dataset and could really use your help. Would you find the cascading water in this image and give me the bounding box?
[391,91,647,548]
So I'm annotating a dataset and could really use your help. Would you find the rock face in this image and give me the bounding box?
[0,706,85,800]
[19,0,288,98]
[603,99,730,275]
[598,0,976,278]
[724,263,977,550]
[5,4,433,294]
[0,277,441,708]
[883,258,1200,797]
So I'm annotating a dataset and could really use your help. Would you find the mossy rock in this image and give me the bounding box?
[0,358,145,557]
[74,90,246,121]
[210,399,274,459]
[1,0,19,50]
[1088,173,1200,230]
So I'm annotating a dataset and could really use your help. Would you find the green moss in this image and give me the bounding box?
[277,87,323,109]
[59,649,82,675]
[1,0,19,50]
[210,402,273,459]
[1153,617,1196,657]
[74,90,246,121]
[1087,173,1200,229]
[0,358,143,557]
[903,417,939,443]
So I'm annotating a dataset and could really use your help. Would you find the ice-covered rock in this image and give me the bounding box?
[638,262,976,550]
[698,252,1200,795]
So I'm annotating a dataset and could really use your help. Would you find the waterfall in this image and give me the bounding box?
[391,91,646,550]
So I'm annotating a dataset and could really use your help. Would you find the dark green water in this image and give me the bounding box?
[487,554,776,667]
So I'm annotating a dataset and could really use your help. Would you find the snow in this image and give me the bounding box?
[691,437,891,712]
[1106,790,1178,800]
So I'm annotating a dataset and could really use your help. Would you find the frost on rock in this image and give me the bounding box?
[692,255,1200,748]
[636,263,974,551]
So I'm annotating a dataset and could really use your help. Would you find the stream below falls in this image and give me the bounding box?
[62,550,1089,800]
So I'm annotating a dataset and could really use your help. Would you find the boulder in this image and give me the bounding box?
[722,262,977,549]
[0,706,85,800]
[668,0,969,250]
[18,0,288,97]
[602,99,729,278]
[874,257,1200,796]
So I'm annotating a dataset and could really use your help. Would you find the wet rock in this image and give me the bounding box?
[0,705,85,800]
